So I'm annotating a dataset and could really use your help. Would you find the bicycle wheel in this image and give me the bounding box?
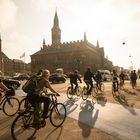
[76,86,82,96]
[11,111,37,140]
[3,97,19,116]
[50,103,66,127]
[82,86,88,100]
[112,86,120,100]
[19,97,32,111]
[91,86,98,98]
[66,87,73,99]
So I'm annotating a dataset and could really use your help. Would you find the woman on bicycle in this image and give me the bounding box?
[27,69,60,119]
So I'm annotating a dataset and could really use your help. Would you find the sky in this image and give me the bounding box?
[0,0,140,70]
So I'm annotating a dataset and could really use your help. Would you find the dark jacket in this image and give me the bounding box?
[69,73,81,83]
[84,70,95,82]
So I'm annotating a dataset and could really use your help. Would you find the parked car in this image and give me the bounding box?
[2,79,21,90]
[49,73,67,83]
[98,70,112,81]
[124,73,130,80]
[13,74,30,81]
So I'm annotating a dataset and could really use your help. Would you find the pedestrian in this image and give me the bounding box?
[130,70,137,87]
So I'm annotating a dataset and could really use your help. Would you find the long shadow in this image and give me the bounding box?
[78,100,99,138]
[96,94,107,107]
[63,98,79,115]
[116,94,137,116]
[43,126,63,140]
[122,88,136,95]
[0,116,14,131]
[0,116,16,140]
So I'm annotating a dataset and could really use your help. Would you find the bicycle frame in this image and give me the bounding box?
[112,82,118,92]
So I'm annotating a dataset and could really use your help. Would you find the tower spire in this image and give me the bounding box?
[84,32,87,41]
[51,10,61,47]
[53,9,59,28]
[43,38,45,45]
[96,40,99,48]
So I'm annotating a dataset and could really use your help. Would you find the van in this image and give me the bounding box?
[98,70,112,81]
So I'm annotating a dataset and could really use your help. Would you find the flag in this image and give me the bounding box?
[20,52,25,59]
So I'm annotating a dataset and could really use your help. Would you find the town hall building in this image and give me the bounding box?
[31,11,113,74]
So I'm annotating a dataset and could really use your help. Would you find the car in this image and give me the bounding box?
[2,79,21,90]
[124,73,130,80]
[49,73,67,83]
[13,74,30,81]
[98,70,112,81]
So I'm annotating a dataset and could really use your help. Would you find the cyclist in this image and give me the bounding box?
[27,69,60,119]
[95,70,102,90]
[119,71,125,88]
[112,69,119,92]
[84,68,96,95]
[0,79,10,109]
[69,70,82,93]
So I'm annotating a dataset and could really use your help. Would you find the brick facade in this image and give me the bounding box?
[31,11,113,74]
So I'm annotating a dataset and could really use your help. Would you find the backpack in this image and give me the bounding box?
[22,75,39,94]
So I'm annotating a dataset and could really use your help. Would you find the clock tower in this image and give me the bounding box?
[51,10,61,47]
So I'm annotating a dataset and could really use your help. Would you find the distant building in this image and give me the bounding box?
[30,11,113,74]
[0,34,30,76]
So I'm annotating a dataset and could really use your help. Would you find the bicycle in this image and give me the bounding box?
[66,85,82,99]
[82,83,98,100]
[11,93,67,140]
[0,87,19,116]
[119,78,124,90]
[96,81,105,92]
[112,81,120,97]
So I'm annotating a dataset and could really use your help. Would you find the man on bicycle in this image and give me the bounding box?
[27,69,60,119]
[95,70,102,90]
[69,70,82,93]
[84,68,96,95]
[112,69,119,92]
